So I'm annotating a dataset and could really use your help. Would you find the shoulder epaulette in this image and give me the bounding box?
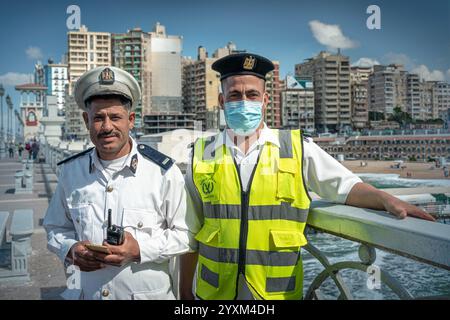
[137,144,175,171]
[302,132,313,142]
[57,147,94,166]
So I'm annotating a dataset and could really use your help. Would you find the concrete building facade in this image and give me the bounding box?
[406,73,422,120]
[350,66,371,129]
[139,23,190,135]
[295,51,351,133]
[182,42,237,130]
[44,61,69,115]
[432,82,450,121]
[368,64,407,116]
[112,28,151,131]
[65,25,111,140]
[281,76,315,132]
[265,61,282,128]
[35,60,69,116]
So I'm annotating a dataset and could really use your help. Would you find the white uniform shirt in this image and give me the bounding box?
[44,138,195,300]
[185,124,363,299]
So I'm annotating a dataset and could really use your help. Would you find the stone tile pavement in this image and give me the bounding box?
[0,156,67,299]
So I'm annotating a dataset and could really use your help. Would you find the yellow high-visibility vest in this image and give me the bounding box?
[192,129,311,300]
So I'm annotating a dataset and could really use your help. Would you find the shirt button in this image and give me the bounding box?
[106,186,113,192]
[137,222,143,228]
[102,289,109,297]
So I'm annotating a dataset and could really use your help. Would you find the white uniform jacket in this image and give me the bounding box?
[44,138,195,300]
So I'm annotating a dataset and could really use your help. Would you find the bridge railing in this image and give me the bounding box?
[41,140,92,174]
[304,201,450,299]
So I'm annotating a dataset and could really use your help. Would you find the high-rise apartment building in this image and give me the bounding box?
[34,59,69,115]
[139,23,191,134]
[368,64,407,116]
[44,60,69,115]
[406,73,422,120]
[112,28,151,131]
[265,61,282,128]
[295,51,351,133]
[420,81,450,121]
[350,66,371,129]
[281,76,315,132]
[65,25,111,140]
[182,42,237,130]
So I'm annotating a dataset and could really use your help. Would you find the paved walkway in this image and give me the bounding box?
[0,156,66,299]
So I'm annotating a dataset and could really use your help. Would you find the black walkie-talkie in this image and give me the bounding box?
[106,209,125,245]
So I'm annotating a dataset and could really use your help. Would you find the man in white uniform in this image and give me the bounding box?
[44,66,194,300]
[179,53,435,300]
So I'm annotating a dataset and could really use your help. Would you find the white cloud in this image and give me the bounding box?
[411,65,445,81]
[381,53,446,82]
[309,20,358,50]
[0,72,33,86]
[352,57,380,68]
[447,69,450,80]
[383,52,414,69]
[26,46,43,60]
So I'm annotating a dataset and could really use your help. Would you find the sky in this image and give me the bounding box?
[0,0,449,114]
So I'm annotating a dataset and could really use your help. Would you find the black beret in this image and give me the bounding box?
[211,53,275,81]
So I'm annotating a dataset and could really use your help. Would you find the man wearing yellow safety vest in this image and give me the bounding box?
[179,53,435,300]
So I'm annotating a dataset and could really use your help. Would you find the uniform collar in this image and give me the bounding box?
[214,123,280,153]
[89,137,139,176]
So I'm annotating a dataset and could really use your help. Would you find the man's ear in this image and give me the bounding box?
[263,92,269,113]
[128,111,136,130]
[218,93,225,110]
[82,112,89,130]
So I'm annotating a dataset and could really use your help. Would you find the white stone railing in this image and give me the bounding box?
[304,201,450,299]
[41,139,93,174]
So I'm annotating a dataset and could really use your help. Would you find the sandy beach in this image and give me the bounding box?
[342,160,450,180]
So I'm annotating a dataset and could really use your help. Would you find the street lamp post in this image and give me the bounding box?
[8,97,14,143]
[0,84,5,158]
[6,94,12,143]
[14,110,23,143]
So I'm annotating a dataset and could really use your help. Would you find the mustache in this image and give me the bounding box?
[98,131,120,139]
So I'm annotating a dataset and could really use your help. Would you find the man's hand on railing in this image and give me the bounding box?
[381,195,436,221]
[346,182,436,222]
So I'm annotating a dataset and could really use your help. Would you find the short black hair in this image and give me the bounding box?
[85,94,131,109]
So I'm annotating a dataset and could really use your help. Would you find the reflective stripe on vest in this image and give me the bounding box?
[193,129,311,300]
[202,203,309,222]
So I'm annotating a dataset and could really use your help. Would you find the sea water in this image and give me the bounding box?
[302,174,450,299]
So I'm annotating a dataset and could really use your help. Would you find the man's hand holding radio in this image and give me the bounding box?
[90,231,141,267]
[103,231,141,266]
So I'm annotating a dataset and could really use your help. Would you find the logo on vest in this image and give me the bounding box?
[201,179,215,195]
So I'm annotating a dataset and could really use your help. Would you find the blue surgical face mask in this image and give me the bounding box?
[224,99,263,136]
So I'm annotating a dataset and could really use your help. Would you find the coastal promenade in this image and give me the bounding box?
[0,156,66,299]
